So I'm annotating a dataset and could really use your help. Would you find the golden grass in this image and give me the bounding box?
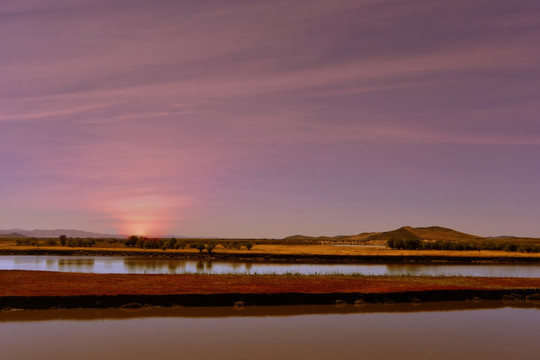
[3,243,540,259]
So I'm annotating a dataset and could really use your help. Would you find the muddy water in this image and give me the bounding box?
[1,304,539,360]
[2,255,540,277]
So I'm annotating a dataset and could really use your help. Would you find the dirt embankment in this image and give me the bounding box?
[1,271,539,310]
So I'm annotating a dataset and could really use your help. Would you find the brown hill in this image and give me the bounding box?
[363,226,422,242]
[364,226,482,242]
[334,232,377,241]
[407,226,483,241]
[283,235,315,241]
[315,226,484,244]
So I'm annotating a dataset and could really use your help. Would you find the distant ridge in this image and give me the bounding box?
[364,226,482,242]
[0,229,124,239]
[0,232,27,238]
[285,226,485,243]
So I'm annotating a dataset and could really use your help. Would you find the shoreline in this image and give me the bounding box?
[2,247,540,264]
[3,301,540,322]
[2,289,540,310]
[1,270,539,310]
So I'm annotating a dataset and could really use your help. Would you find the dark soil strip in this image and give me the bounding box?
[2,289,539,310]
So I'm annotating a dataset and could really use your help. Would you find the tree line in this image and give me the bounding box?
[124,236,253,253]
[387,238,540,253]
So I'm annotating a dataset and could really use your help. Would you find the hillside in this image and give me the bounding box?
[363,226,482,242]
[291,226,486,244]
[0,232,27,238]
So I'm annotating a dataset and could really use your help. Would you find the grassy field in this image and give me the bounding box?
[3,242,540,259]
[2,270,540,297]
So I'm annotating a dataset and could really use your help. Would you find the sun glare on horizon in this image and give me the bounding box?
[105,195,187,236]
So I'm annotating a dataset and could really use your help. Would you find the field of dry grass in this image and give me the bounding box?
[1,270,540,297]
[3,242,540,259]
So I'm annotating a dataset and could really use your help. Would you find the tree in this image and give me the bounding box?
[206,242,217,254]
[125,235,139,247]
[195,242,206,254]
[59,235,67,246]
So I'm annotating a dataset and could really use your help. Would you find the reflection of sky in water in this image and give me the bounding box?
[1,256,540,277]
[2,308,540,360]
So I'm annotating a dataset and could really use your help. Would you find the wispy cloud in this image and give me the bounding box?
[1,0,540,236]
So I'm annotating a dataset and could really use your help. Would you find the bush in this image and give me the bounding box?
[387,238,421,250]
[161,238,177,250]
[125,235,139,247]
[66,238,95,247]
[206,241,217,254]
[16,239,31,246]
[175,240,187,249]
[504,243,518,252]
[195,242,206,253]
[46,239,58,246]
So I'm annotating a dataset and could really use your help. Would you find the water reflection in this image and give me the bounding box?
[1,255,540,277]
[124,259,187,274]
[1,306,539,360]
[1,302,539,322]
[57,259,95,272]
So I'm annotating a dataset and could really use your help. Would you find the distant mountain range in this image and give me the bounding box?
[0,226,536,241]
[0,229,125,239]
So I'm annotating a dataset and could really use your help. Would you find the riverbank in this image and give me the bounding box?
[2,245,540,264]
[1,271,539,309]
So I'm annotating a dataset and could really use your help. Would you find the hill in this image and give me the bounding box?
[0,229,124,239]
[0,232,27,238]
[288,226,486,244]
[363,226,482,242]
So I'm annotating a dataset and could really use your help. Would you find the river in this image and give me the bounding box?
[2,255,540,277]
[1,303,538,360]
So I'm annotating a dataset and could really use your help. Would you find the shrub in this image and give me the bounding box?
[504,243,518,252]
[125,235,139,247]
[195,242,206,254]
[206,242,217,254]
[46,239,58,246]
[387,238,421,250]
[175,240,187,249]
[65,238,95,247]
[161,238,177,250]
[16,239,30,246]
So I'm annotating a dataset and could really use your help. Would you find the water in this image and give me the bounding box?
[1,304,539,359]
[1,255,540,277]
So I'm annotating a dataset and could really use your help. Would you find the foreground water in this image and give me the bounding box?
[1,255,540,277]
[1,304,538,360]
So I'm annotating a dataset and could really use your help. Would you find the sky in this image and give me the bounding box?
[1,0,539,238]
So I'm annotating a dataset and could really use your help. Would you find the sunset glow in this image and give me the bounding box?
[104,195,189,236]
[1,1,539,237]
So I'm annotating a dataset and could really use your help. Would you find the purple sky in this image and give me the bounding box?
[1,0,539,237]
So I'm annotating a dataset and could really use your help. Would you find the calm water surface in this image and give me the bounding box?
[1,255,540,277]
[1,304,539,360]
